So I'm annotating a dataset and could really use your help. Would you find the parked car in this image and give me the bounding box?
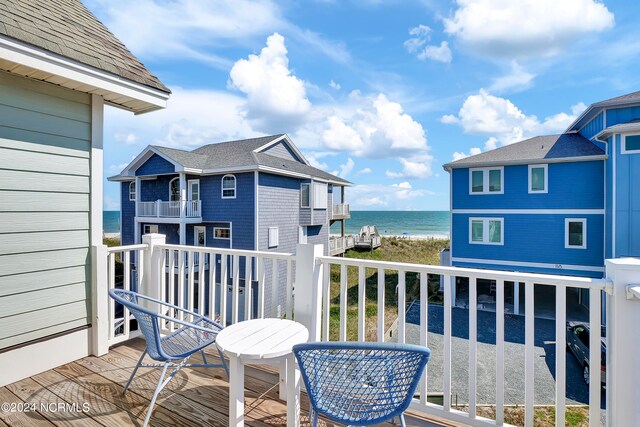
[566,322,606,387]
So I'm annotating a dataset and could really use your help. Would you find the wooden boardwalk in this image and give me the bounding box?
[0,338,455,426]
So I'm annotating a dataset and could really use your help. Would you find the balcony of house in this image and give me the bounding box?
[330,203,350,220]
[21,236,640,427]
[136,199,202,222]
[329,235,355,256]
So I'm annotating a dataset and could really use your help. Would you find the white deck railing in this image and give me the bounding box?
[137,200,201,218]
[100,237,640,427]
[331,203,350,219]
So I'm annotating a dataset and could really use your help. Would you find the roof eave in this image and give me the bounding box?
[0,35,170,114]
[443,154,607,169]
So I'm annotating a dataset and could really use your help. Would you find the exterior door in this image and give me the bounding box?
[188,179,200,201]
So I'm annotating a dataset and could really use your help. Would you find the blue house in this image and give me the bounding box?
[445,90,640,314]
[109,134,351,256]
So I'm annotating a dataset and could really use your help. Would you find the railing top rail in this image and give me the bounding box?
[316,255,610,290]
[107,244,149,253]
[158,243,295,260]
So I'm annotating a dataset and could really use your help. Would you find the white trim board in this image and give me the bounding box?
[452,209,604,215]
[0,35,168,114]
[451,257,605,273]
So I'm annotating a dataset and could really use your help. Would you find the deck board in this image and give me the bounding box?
[0,339,455,427]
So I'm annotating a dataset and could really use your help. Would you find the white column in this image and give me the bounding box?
[605,257,640,427]
[90,244,109,355]
[142,233,166,304]
[179,172,187,220]
[135,176,141,218]
[451,276,457,306]
[294,243,324,341]
[513,282,520,315]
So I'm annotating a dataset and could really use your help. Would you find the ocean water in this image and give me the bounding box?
[104,211,120,233]
[103,210,450,238]
[331,211,449,238]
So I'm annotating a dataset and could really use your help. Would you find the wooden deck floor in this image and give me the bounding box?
[0,338,457,427]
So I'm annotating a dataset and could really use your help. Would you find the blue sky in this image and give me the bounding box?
[87,0,639,211]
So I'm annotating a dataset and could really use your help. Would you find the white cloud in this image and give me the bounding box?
[442,89,587,149]
[115,133,138,145]
[452,147,482,161]
[109,162,130,172]
[329,80,341,90]
[357,167,372,175]
[444,0,614,59]
[322,116,365,152]
[404,25,452,63]
[386,154,433,179]
[229,33,311,133]
[332,158,355,178]
[418,41,452,63]
[489,62,536,93]
[349,183,435,209]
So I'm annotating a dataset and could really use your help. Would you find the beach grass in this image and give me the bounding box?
[327,236,450,341]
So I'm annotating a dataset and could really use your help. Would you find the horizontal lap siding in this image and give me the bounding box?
[0,71,91,350]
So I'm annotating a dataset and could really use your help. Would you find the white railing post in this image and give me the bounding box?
[142,233,166,306]
[90,244,109,356]
[294,243,324,341]
[605,257,640,427]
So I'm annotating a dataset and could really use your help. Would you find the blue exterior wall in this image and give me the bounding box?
[451,161,604,210]
[121,182,135,245]
[579,111,604,141]
[606,106,640,127]
[612,134,640,257]
[139,175,175,202]
[136,153,175,176]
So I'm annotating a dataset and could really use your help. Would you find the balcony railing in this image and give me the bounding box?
[329,235,355,255]
[137,199,201,218]
[101,236,640,427]
[331,203,350,219]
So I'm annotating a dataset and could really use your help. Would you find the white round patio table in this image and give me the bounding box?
[216,318,309,427]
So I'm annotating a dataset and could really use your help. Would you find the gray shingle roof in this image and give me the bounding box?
[0,0,170,93]
[146,135,351,185]
[444,133,605,169]
[592,90,640,107]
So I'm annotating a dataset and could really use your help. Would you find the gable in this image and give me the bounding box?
[136,153,176,176]
[261,140,301,162]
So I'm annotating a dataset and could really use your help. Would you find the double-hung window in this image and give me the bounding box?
[129,182,136,201]
[469,167,503,194]
[622,134,640,154]
[469,218,504,245]
[565,218,586,249]
[222,175,236,198]
[528,164,548,193]
[300,183,310,208]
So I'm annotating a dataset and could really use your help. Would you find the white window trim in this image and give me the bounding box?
[621,133,640,154]
[194,226,206,247]
[528,164,548,194]
[169,177,179,202]
[565,218,587,249]
[128,181,136,201]
[469,167,504,195]
[188,179,200,201]
[143,224,158,234]
[221,174,236,199]
[213,226,231,240]
[468,217,504,245]
[300,183,311,208]
[268,226,279,248]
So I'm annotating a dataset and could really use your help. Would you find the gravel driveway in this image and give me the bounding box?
[401,303,605,408]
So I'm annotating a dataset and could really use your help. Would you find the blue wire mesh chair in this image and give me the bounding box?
[293,342,430,427]
[109,289,228,427]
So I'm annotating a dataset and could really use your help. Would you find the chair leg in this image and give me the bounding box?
[217,346,229,378]
[400,413,407,427]
[142,363,170,427]
[200,350,208,364]
[310,407,318,427]
[123,349,148,394]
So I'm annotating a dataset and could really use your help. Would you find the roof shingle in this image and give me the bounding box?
[0,0,170,93]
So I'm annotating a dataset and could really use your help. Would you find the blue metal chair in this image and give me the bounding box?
[293,342,430,427]
[109,289,228,427]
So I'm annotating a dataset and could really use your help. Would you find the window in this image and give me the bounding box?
[528,164,548,193]
[469,167,503,194]
[222,175,236,198]
[565,218,586,249]
[214,227,231,240]
[143,224,158,234]
[188,179,200,201]
[169,178,179,201]
[469,218,503,245]
[129,181,136,201]
[268,227,279,248]
[194,226,206,247]
[300,183,310,208]
[313,182,328,209]
[622,134,640,153]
